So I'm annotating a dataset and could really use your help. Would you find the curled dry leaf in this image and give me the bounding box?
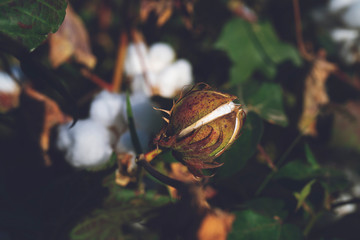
[140,0,195,28]
[197,209,235,240]
[298,54,337,136]
[25,86,72,166]
[49,5,96,69]
[115,153,137,187]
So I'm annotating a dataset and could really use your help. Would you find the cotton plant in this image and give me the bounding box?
[56,90,161,169]
[56,41,192,169]
[313,0,360,64]
[124,42,193,98]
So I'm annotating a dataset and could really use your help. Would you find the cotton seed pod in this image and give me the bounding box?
[153,84,246,177]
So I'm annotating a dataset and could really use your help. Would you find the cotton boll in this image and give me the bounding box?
[115,129,150,153]
[148,43,175,73]
[124,42,150,77]
[0,71,19,93]
[157,59,193,98]
[333,193,357,218]
[339,41,358,64]
[130,72,157,97]
[173,59,193,87]
[330,28,359,42]
[115,129,150,170]
[89,90,127,133]
[328,0,359,13]
[342,2,360,28]
[58,119,114,168]
[123,93,162,133]
[56,124,72,150]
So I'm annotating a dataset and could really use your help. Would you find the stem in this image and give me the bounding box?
[292,0,313,61]
[112,31,128,92]
[136,156,186,190]
[304,211,323,237]
[255,133,302,195]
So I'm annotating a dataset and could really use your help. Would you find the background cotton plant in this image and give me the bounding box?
[56,41,193,168]
[125,41,193,98]
[313,0,360,64]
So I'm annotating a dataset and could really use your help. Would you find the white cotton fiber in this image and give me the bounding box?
[330,28,359,42]
[328,0,359,13]
[89,90,127,134]
[57,119,114,168]
[130,72,157,97]
[148,43,175,73]
[115,129,150,171]
[157,59,193,98]
[123,93,162,133]
[124,42,150,77]
[0,71,19,93]
[342,2,360,27]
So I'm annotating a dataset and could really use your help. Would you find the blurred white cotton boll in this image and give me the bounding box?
[130,72,157,97]
[124,42,150,77]
[56,124,72,150]
[89,90,127,133]
[157,59,193,98]
[328,0,359,13]
[148,43,175,73]
[330,28,359,42]
[115,130,150,170]
[123,93,162,133]
[57,119,114,168]
[342,2,360,27]
[0,71,19,93]
[333,193,357,218]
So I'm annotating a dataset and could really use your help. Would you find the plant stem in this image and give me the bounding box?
[136,156,186,190]
[255,133,302,195]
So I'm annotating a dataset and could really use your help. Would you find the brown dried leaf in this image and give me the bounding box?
[140,0,173,26]
[115,153,137,187]
[298,55,337,136]
[24,86,72,166]
[49,5,96,69]
[197,209,235,240]
[140,0,195,27]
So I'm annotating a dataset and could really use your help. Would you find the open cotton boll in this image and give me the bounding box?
[56,124,72,150]
[328,0,360,13]
[57,119,114,168]
[342,2,360,28]
[157,59,193,98]
[123,93,162,133]
[90,90,127,133]
[124,42,150,77]
[0,71,19,93]
[115,129,150,170]
[130,72,157,97]
[330,28,359,42]
[148,43,175,73]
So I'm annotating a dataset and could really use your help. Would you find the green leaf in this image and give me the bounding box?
[244,198,288,219]
[228,210,303,240]
[245,82,288,127]
[215,112,263,179]
[71,177,169,240]
[294,179,316,210]
[274,159,322,181]
[304,144,320,169]
[0,0,67,50]
[126,91,143,155]
[215,18,301,84]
